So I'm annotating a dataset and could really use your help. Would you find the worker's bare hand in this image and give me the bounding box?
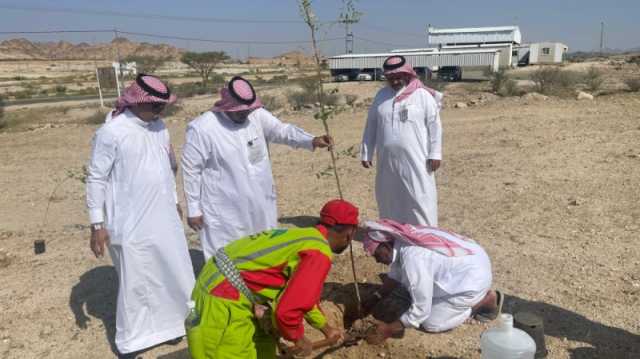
[176,204,184,221]
[90,227,110,258]
[291,336,313,357]
[187,216,204,231]
[321,324,344,344]
[361,160,373,169]
[366,320,404,345]
[427,159,441,172]
[312,135,334,150]
[365,323,387,345]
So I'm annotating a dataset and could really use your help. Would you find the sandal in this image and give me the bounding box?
[474,290,504,323]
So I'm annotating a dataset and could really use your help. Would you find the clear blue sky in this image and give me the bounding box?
[0,0,638,58]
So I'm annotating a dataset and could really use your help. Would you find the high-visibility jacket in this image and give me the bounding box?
[193,226,333,341]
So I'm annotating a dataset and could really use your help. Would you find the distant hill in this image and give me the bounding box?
[0,37,183,61]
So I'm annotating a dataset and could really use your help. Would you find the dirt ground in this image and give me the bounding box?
[1,71,639,359]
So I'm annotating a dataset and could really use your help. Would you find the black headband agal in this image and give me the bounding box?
[135,73,171,100]
[383,56,406,71]
[228,76,256,105]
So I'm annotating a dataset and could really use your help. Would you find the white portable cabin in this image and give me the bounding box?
[528,42,568,64]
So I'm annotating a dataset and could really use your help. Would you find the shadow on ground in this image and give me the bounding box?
[68,250,205,357]
[504,294,640,358]
[321,282,640,358]
[69,265,119,355]
[157,348,190,358]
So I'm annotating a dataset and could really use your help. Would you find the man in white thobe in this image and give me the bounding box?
[358,219,502,344]
[86,74,195,357]
[182,76,332,260]
[361,55,443,226]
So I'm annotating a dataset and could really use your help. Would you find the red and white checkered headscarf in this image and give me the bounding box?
[113,74,176,116]
[383,55,443,108]
[361,219,475,257]
[211,76,263,113]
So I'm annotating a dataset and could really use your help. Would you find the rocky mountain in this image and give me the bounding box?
[0,37,183,60]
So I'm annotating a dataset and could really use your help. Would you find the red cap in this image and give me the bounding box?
[319,199,359,226]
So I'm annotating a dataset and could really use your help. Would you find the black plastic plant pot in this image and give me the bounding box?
[34,240,46,255]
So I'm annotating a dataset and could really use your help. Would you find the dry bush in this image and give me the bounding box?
[268,74,288,84]
[261,94,282,112]
[287,90,314,110]
[484,69,520,96]
[530,67,581,96]
[0,96,5,130]
[625,78,640,92]
[500,78,521,97]
[162,104,183,117]
[627,55,640,65]
[486,69,509,93]
[172,82,209,98]
[584,67,604,92]
[424,78,448,93]
[345,94,358,106]
[85,110,109,125]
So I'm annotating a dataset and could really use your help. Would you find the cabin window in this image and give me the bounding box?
[542,47,551,55]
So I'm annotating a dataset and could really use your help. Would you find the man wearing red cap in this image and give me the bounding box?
[187,199,359,359]
[360,55,443,227]
[86,74,195,356]
[182,76,333,260]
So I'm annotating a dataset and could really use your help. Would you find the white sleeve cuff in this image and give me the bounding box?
[89,208,105,224]
[399,312,420,329]
[428,153,442,160]
[187,202,203,218]
[302,133,315,151]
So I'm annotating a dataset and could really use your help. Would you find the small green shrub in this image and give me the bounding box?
[55,85,67,94]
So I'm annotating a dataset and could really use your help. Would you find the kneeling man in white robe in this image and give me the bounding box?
[86,74,195,356]
[358,219,503,344]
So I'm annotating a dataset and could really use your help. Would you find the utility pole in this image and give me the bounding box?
[113,28,122,97]
[339,0,362,54]
[599,21,605,55]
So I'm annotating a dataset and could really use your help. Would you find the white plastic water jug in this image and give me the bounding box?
[481,313,537,359]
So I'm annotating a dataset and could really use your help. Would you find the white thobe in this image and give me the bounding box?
[361,87,442,226]
[181,108,315,259]
[388,236,492,332]
[86,110,195,354]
